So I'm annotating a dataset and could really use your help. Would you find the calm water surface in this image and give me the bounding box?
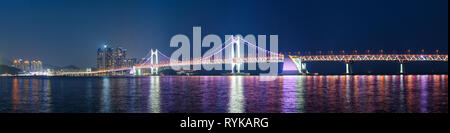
[0,75,447,113]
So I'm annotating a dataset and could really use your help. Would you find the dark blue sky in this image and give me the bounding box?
[0,0,448,69]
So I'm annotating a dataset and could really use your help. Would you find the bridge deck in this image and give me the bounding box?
[290,54,448,62]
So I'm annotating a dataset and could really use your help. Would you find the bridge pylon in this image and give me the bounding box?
[150,49,159,75]
[231,36,242,74]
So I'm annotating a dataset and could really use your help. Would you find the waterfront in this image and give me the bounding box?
[0,75,447,113]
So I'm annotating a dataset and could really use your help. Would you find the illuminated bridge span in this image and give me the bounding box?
[61,36,284,76]
[289,54,448,74]
[60,35,448,76]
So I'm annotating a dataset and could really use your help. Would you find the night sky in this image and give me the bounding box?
[0,0,448,73]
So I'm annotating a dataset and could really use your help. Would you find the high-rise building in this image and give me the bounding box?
[30,60,43,72]
[13,59,24,71]
[98,45,131,70]
[13,59,43,72]
[23,60,30,71]
[31,60,37,71]
[125,58,137,67]
[105,47,115,69]
[115,47,127,68]
[37,60,43,71]
[97,48,105,70]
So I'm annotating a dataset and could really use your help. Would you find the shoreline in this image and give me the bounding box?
[1,74,448,78]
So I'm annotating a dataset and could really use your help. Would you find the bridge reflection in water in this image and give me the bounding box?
[0,75,447,113]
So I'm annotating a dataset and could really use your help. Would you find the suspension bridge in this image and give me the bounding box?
[61,36,284,76]
[59,36,448,76]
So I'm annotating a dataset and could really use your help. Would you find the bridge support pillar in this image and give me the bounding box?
[345,62,353,75]
[151,67,158,75]
[399,62,405,74]
[289,56,309,74]
[299,62,309,74]
[138,68,141,76]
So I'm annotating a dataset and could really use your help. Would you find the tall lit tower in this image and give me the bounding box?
[115,47,127,68]
[97,45,106,70]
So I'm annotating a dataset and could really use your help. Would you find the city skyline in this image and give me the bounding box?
[0,0,447,130]
[13,58,43,72]
[0,0,448,68]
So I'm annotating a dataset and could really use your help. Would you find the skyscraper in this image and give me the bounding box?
[37,60,43,71]
[115,47,127,68]
[23,60,30,71]
[105,47,115,69]
[30,60,42,72]
[97,48,105,70]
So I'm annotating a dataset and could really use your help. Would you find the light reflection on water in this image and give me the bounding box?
[101,78,110,113]
[0,75,447,113]
[150,76,160,113]
[229,76,244,113]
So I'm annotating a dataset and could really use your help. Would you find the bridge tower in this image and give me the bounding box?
[231,36,242,74]
[150,49,159,75]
